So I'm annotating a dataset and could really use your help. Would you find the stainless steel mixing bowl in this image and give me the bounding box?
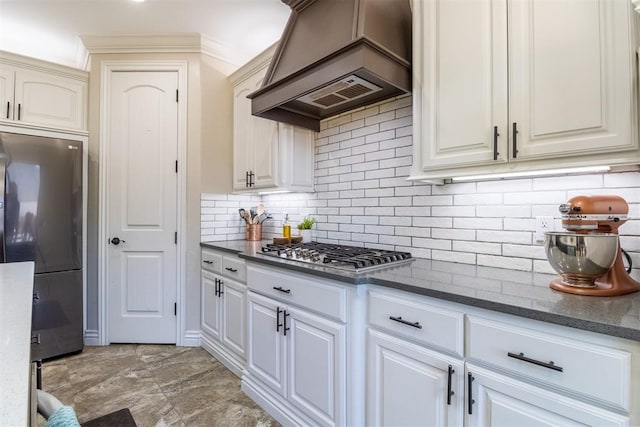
[544,232,619,287]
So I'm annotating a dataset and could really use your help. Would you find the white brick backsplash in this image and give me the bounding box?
[477,230,532,245]
[412,195,453,206]
[380,235,411,246]
[454,217,502,230]
[476,205,532,218]
[380,216,412,226]
[432,228,476,241]
[432,250,476,264]
[395,226,431,238]
[502,244,546,259]
[533,174,603,191]
[413,216,452,228]
[413,237,452,250]
[477,179,532,193]
[432,206,476,217]
[478,255,532,271]
[201,95,639,280]
[452,241,502,255]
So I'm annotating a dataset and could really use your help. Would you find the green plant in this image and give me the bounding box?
[297,216,316,230]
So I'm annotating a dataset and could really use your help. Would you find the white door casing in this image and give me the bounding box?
[99,61,187,345]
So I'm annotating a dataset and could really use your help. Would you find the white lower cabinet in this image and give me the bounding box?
[466,364,629,427]
[244,265,353,427]
[367,328,464,427]
[236,267,638,426]
[364,285,639,427]
[200,248,247,377]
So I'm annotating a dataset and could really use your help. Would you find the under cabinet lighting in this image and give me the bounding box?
[258,190,293,195]
[451,165,611,182]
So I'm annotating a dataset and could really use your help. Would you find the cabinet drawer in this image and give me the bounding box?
[368,289,464,356]
[201,249,222,273]
[467,316,631,411]
[247,265,346,322]
[222,256,246,282]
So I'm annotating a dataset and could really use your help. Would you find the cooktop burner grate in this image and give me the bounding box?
[260,242,413,272]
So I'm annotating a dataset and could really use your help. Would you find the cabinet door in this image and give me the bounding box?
[233,80,253,191]
[201,271,221,340]
[0,68,15,120]
[287,306,346,427]
[221,278,246,358]
[413,0,508,172]
[509,0,635,160]
[466,364,629,427]
[367,328,464,427]
[278,124,315,191]
[246,291,286,396]
[14,69,86,130]
[232,70,278,191]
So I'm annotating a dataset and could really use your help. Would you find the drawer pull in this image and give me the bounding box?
[389,315,422,329]
[447,365,455,405]
[273,286,291,294]
[507,352,563,372]
[468,373,475,415]
[203,260,213,264]
[225,267,238,273]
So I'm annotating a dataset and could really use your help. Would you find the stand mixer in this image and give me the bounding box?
[545,194,640,296]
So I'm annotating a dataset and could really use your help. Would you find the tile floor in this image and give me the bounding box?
[38,345,278,427]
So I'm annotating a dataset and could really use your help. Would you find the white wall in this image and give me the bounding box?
[201,95,640,280]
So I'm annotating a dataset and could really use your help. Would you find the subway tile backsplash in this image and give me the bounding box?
[202,95,640,279]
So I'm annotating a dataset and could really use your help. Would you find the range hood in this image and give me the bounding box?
[248,0,412,132]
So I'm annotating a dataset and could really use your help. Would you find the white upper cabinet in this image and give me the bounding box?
[0,52,88,131]
[410,0,639,183]
[230,45,315,193]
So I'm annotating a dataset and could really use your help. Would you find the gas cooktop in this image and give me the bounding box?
[259,242,413,273]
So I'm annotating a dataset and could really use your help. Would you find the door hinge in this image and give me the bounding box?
[176,89,179,103]
[174,231,177,244]
[174,302,177,316]
[175,160,178,173]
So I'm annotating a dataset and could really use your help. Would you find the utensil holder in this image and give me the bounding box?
[246,224,262,241]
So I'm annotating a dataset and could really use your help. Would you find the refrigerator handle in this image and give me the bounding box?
[0,158,5,262]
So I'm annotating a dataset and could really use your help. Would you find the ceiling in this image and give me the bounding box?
[0,0,291,73]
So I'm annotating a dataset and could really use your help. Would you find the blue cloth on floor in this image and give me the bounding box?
[46,406,80,427]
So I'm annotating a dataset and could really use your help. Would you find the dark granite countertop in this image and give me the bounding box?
[200,240,640,342]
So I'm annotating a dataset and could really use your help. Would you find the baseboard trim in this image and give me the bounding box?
[241,374,313,427]
[182,330,201,347]
[200,334,245,377]
[84,329,100,346]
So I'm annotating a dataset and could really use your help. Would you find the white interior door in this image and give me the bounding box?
[107,70,178,343]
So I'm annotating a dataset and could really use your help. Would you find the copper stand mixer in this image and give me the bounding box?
[546,195,640,296]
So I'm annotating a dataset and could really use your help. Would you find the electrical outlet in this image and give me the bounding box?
[535,216,554,243]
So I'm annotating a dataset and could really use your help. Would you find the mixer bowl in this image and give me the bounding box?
[545,232,619,287]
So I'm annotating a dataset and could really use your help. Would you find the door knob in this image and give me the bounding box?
[109,237,125,245]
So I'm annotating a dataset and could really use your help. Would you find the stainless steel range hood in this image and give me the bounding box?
[248,0,412,132]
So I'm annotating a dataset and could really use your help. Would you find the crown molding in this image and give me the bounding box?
[80,33,239,68]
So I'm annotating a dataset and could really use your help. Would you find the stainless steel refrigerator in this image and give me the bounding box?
[0,131,83,361]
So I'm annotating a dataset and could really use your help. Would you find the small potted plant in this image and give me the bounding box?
[297,216,316,242]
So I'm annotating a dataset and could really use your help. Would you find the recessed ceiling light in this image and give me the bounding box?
[131,0,145,3]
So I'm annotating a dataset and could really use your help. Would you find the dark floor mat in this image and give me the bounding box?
[81,408,137,427]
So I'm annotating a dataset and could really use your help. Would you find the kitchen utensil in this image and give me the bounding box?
[545,232,619,287]
[239,208,248,223]
[257,203,265,216]
[243,210,252,224]
[256,212,269,224]
[545,194,640,296]
[250,206,258,220]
